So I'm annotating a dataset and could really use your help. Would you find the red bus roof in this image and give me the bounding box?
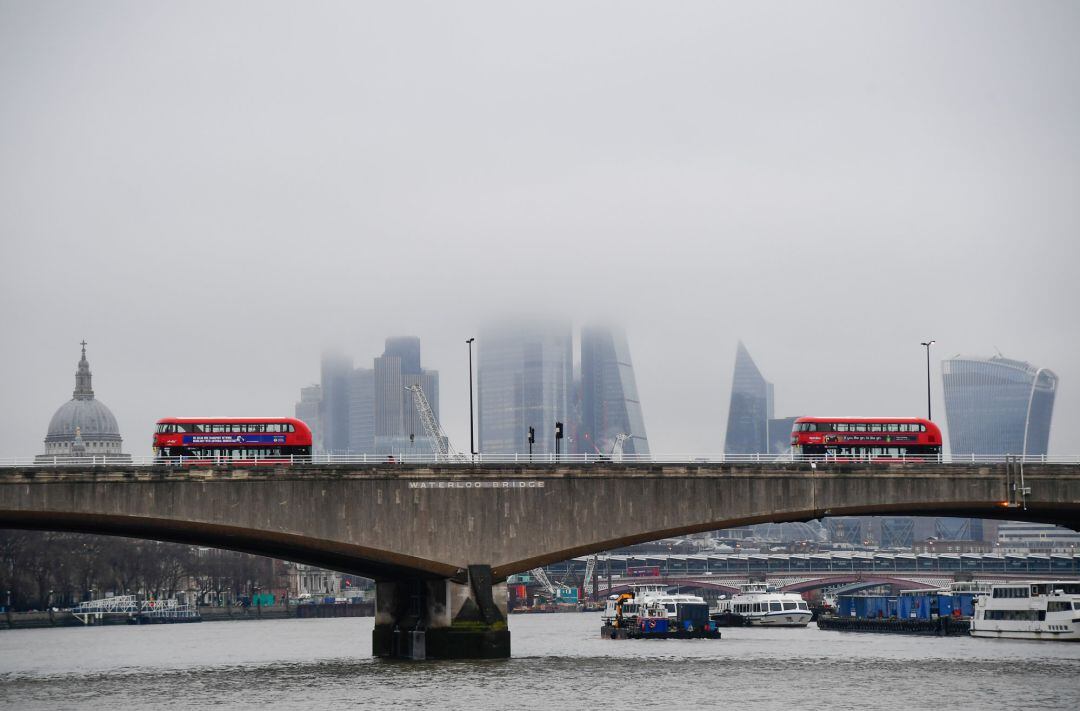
[156,417,305,423]
[156,417,311,434]
[794,416,935,423]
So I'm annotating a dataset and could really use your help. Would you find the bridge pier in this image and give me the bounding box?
[372,564,510,660]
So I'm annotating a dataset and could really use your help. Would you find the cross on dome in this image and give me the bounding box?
[74,340,94,399]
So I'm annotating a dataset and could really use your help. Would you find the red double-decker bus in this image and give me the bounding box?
[153,417,312,463]
[790,417,942,459]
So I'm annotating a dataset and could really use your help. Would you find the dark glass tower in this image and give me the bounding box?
[942,356,1058,456]
[724,342,773,454]
[579,325,650,456]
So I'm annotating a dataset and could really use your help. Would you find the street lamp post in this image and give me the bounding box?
[466,338,476,459]
[920,340,935,421]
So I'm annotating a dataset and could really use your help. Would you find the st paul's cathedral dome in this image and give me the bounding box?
[36,342,129,462]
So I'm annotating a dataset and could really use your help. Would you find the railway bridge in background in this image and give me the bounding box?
[1,461,1079,658]
[594,572,1072,599]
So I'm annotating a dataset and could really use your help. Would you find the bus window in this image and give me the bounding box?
[869,423,881,432]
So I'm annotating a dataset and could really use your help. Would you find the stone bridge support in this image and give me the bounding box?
[372,565,509,660]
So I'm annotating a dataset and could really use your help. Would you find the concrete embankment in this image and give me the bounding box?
[2,602,374,630]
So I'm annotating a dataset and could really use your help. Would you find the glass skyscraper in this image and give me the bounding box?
[294,384,323,453]
[371,337,439,455]
[312,338,439,456]
[477,320,572,455]
[941,356,1058,456]
[579,325,650,456]
[320,349,353,454]
[348,368,375,454]
[724,342,773,454]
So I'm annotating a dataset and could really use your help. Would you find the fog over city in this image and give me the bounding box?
[1,0,1078,458]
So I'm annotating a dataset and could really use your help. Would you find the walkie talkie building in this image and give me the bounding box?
[941,356,1057,457]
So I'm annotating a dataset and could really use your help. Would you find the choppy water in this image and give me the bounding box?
[1,614,1079,710]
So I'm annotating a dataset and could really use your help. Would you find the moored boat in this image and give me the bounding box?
[970,581,1080,641]
[714,583,812,627]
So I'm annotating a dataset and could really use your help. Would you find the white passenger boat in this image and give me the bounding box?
[970,581,1080,641]
[714,583,812,627]
[602,585,711,627]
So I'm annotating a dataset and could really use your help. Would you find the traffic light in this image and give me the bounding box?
[555,422,564,440]
[528,426,535,444]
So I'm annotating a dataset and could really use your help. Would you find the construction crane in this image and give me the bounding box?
[531,566,558,599]
[583,555,598,599]
[405,384,467,462]
[610,433,630,462]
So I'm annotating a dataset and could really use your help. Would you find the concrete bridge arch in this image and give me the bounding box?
[2,461,1079,658]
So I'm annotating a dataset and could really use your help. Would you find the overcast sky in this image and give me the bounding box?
[1,0,1077,459]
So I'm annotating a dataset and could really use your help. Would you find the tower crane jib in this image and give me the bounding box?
[405,384,467,462]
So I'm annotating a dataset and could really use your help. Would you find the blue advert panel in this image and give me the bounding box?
[182,435,287,445]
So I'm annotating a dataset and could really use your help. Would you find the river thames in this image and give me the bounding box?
[2,614,1079,710]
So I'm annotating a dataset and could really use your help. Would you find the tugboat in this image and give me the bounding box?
[601,585,721,639]
[713,583,812,627]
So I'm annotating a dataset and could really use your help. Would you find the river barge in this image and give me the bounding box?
[817,583,988,636]
[817,615,970,636]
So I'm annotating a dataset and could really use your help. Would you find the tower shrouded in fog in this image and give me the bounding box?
[320,349,353,454]
[306,338,439,455]
[478,320,572,455]
[579,325,649,456]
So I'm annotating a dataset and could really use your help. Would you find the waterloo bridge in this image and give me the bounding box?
[1,458,1079,658]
